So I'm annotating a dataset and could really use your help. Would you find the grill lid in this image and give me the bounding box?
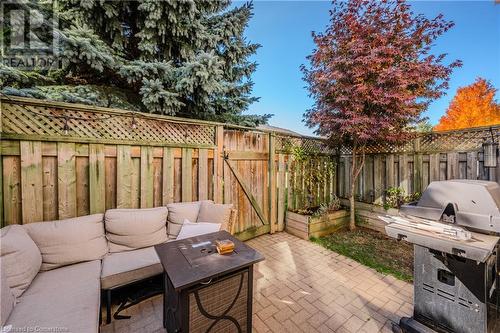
[399,180,500,233]
[384,180,500,261]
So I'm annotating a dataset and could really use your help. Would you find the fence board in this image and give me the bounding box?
[439,153,447,180]
[192,156,199,202]
[174,158,182,202]
[364,156,373,202]
[398,154,408,193]
[318,158,324,204]
[467,152,477,179]
[385,154,399,189]
[422,158,430,189]
[181,148,193,202]
[116,145,132,208]
[76,157,89,216]
[153,158,163,207]
[324,158,331,203]
[413,154,422,193]
[89,144,105,214]
[42,157,57,220]
[162,147,174,205]
[131,158,140,208]
[214,126,224,203]
[57,142,77,219]
[20,141,43,223]
[198,148,208,200]
[447,152,459,180]
[105,157,116,210]
[3,156,22,225]
[140,147,154,208]
[373,155,383,204]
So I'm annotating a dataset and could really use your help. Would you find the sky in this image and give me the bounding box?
[236,0,500,136]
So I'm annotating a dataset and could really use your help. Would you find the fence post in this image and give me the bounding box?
[413,137,422,194]
[277,153,286,232]
[373,155,383,205]
[214,125,224,203]
[269,133,276,234]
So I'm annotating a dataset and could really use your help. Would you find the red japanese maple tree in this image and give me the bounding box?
[302,0,461,230]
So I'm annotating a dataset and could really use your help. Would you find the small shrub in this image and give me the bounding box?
[384,187,422,210]
[312,195,343,217]
[355,213,367,226]
[292,195,343,217]
[328,194,341,211]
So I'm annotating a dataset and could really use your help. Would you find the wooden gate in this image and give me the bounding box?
[221,130,273,240]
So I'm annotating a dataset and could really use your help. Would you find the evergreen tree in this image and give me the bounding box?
[1,0,270,126]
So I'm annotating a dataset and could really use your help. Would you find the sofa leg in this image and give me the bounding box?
[106,289,112,324]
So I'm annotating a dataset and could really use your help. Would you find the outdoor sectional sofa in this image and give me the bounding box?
[0,200,235,333]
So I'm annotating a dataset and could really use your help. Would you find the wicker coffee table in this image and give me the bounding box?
[154,230,264,333]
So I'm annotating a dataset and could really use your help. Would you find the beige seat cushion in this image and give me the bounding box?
[105,207,168,252]
[197,201,233,231]
[6,260,101,333]
[0,259,15,325]
[167,200,212,239]
[0,225,42,298]
[24,214,108,271]
[101,246,163,289]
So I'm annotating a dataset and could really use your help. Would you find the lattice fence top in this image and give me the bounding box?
[419,126,500,152]
[276,125,500,156]
[1,99,216,146]
[338,126,500,155]
[1,97,498,153]
[275,135,336,155]
[338,141,414,155]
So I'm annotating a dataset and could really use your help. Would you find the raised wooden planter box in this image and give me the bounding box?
[285,210,350,240]
[339,199,399,234]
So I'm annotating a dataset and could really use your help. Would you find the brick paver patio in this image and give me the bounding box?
[100,232,413,333]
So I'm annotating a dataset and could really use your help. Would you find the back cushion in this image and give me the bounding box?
[166,200,212,239]
[197,202,233,232]
[0,225,42,298]
[177,221,221,240]
[24,214,107,271]
[105,207,168,253]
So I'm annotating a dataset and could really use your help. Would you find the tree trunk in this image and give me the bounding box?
[349,143,366,231]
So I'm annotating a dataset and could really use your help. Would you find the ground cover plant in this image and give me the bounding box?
[311,227,414,282]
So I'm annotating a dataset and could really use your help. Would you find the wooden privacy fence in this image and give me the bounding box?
[1,97,332,239]
[272,125,500,209]
[1,96,499,239]
[335,126,500,204]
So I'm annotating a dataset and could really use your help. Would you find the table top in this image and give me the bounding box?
[154,231,265,291]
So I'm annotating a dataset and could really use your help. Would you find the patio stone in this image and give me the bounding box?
[100,232,413,332]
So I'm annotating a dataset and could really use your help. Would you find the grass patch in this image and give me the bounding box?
[311,227,414,282]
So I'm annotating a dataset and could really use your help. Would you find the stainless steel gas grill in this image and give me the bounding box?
[382,180,500,333]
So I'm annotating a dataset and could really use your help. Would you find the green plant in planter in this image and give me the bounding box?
[384,187,422,210]
[288,144,336,207]
[311,195,342,217]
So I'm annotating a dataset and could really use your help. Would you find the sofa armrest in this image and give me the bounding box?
[227,209,238,235]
